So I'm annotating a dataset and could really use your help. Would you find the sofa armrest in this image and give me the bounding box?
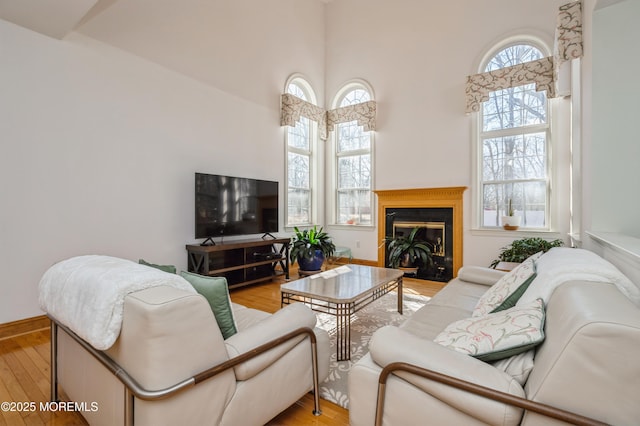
[225,303,317,380]
[368,326,525,425]
[458,265,507,286]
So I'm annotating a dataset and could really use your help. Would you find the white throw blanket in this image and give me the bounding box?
[517,247,640,307]
[39,255,196,350]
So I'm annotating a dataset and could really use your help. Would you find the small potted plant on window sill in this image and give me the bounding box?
[501,199,521,231]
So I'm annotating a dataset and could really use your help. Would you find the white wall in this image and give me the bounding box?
[590,0,640,236]
[0,0,325,323]
[580,0,640,286]
[324,0,571,266]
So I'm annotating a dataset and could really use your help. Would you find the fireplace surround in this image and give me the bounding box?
[375,187,466,282]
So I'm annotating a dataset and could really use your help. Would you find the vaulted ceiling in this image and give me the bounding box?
[0,0,112,39]
[0,0,335,39]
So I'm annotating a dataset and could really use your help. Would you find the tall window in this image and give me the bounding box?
[479,43,550,229]
[285,77,316,226]
[333,83,373,226]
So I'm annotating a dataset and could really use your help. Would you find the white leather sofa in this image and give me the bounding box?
[42,257,330,426]
[349,248,640,425]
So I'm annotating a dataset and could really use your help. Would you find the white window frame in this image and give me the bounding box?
[472,36,557,233]
[328,80,375,227]
[284,74,318,228]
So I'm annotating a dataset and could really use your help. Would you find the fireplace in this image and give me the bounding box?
[393,221,446,257]
[375,187,466,282]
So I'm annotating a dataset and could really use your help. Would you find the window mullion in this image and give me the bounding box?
[336,148,370,157]
[288,146,311,156]
[477,42,551,230]
[333,84,374,226]
[285,78,316,227]
[481,123,549,139]
[484,178,548,185]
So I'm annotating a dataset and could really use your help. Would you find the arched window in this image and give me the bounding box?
[285,76,317,226]
[331,82,374,226]
[479,42,551,229]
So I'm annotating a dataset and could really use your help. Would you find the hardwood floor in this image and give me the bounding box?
[0,268,443,425]
[0,328,85,426]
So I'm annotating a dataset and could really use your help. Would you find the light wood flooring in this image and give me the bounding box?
[0,268,443,426]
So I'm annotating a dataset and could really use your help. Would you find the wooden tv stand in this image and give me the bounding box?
[185,238,290,289]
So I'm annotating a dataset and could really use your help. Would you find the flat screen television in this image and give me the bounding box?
[195,172,279,241]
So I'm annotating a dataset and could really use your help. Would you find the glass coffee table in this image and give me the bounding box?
[280,264,404,361]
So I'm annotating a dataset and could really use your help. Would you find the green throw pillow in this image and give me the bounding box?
[138,259,177,274]
[180,271,237,339]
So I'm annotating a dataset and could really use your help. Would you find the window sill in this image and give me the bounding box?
[329,224,376,230]
[470,228,563,238]
[586,231,640,285]
[587,231,640,263]
[284,224,312,231]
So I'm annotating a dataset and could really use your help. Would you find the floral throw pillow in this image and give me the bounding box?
[472,251,542,317]
[434,298,546,362]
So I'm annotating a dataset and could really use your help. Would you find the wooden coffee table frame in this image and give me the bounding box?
[281,267,403,361]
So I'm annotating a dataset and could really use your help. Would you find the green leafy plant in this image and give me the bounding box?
[507,198,515,216]
[490,237,564,268]
[386,227,433,269]
[289,225,336,264]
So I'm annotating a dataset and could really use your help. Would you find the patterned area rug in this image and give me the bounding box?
[315,292,430,409]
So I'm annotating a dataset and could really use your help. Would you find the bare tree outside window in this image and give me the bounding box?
[286,81,314,225]
[481,44,550,228]
[336,88,373,225]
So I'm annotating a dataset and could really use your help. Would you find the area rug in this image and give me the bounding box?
[315,292,430,409]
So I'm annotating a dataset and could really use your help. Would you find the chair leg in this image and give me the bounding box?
[125,388,135,426]
[311,340,322,416]
[50,321,59,402]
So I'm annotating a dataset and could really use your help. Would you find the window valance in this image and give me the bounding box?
[326,101,377,132]
[465,0,582,113]
[280,93,328,139]
[465,57,554,113]
[280,93,376,140]
[554,0,583,64]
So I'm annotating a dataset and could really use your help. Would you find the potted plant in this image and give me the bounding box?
[490,237,564,269]
[386,227,433,275]
[501,199,522,230]
[290,225,336,272]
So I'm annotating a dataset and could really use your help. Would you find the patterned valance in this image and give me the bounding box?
[554,0,583,95]
[465,57,554,113]
[280,93,328,139]
[465,0,583,113]
[326,101,377,131]
[555,0,583,63]
[280,93,376,140]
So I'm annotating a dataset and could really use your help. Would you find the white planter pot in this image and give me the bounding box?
[502,215,521,230]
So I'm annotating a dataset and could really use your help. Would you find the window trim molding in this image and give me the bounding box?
[330,79,376,109]
[472,40,554,232]
[284,74,318,228]
[328,79,376,227]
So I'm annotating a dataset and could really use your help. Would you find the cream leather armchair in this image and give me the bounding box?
[50,284,330,426]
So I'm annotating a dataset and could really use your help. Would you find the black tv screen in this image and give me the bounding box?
[195,173,279,239]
